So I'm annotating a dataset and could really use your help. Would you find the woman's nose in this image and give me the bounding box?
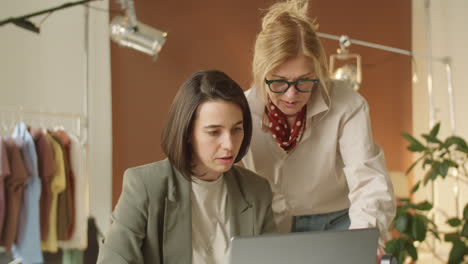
[284,84,299,98]
[221,133,233,150]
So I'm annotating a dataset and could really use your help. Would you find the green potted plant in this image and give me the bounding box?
[385,123,468,263]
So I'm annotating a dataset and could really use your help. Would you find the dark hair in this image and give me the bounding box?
[161,70,252,179]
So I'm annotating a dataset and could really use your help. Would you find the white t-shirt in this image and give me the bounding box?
[191,175,231,264]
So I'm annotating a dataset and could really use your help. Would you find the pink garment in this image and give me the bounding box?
[0,137,11,238]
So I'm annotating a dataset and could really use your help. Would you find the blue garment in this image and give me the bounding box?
[291,208,350,232]
[12,122,43,264]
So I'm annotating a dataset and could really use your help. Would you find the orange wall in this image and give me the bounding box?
[111,0,412,205]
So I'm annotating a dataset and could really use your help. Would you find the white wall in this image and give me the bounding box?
[0,0,112,235]
[413,0,468,262]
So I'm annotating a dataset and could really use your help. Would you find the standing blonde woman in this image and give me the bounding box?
[242,0,395,250]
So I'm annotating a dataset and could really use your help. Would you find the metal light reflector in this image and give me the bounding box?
[110,16,167,58]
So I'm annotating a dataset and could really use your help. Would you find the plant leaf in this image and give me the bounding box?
[397,203,410,214]
[439,160,450,178]
[402,133,427,152]
[462,223,468,238]
[411,181,421,194]
[406,240,418,261]
[429,122,440,138]
[397,254,405,264]
[423,170,431,185]
[408,144,427,152]
[447,218,462,227]
[448,240,466,264]
[385,238,407,264]
[384,239,399,254]
[406,156,424,174]
[446,159,459,168]
[445,232,460,242]
[424,164,439,185]
[464,204,468,221]
[411,201,433,211]
[429,228,441,240]
[456,145,468,154]
[412,214,428,241]
[395,213,410,233]
[445,136,468,149]
[422,133,443,144]
[423,158,433,170]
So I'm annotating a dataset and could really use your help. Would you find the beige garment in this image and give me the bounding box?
[191,175,231,264]
[243,80,396,242]
[41,133,67,253]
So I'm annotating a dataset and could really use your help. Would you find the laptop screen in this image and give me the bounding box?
[230,228,379,264]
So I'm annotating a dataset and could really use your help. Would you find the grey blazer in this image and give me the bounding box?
[97,159,276,264]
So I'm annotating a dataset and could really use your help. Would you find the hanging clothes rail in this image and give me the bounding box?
[1,106,90,263]
[0,107,88,146]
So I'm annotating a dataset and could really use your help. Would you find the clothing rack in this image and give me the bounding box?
[0,107,88,146]
[1,106,90,263]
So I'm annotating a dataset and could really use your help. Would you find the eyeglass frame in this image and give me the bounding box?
[264,78,320,93]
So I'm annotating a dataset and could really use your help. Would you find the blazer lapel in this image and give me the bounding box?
[225,170,254,237]
[163,165,192,264]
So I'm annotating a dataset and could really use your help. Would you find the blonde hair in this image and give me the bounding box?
[252,0,330,104]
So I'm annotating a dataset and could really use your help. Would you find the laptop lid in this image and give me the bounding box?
[230,228,379,264]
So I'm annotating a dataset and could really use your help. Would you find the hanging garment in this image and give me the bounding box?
[62,249,84,264]
[0,137,11,239]
[41,133,66,253]
[58,133,88,250]
[52,130,75,241]
[0,138,28,251]
[29,128,56,242]
[12,122,44,264]
[83,217,100,264]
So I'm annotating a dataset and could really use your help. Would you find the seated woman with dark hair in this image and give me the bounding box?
[97,70,276,264]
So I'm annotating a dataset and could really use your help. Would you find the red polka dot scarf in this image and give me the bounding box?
[265,100,307,152]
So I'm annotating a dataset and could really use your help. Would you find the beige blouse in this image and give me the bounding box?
[191,175,231,264]
[243,80,396,243]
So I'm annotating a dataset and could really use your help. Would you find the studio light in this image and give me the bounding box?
[110,16,167,58]
[332,64,360,91]
[110,0,167,59]
[329,35,362,91]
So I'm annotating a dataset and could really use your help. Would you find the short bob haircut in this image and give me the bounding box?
[161,70,253,179]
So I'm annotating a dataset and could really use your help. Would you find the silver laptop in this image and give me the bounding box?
[230,228,379,264]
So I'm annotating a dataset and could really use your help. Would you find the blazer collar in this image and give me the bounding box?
[224,168,254,237]
[163,162,192,264]
[163,163,255,263]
